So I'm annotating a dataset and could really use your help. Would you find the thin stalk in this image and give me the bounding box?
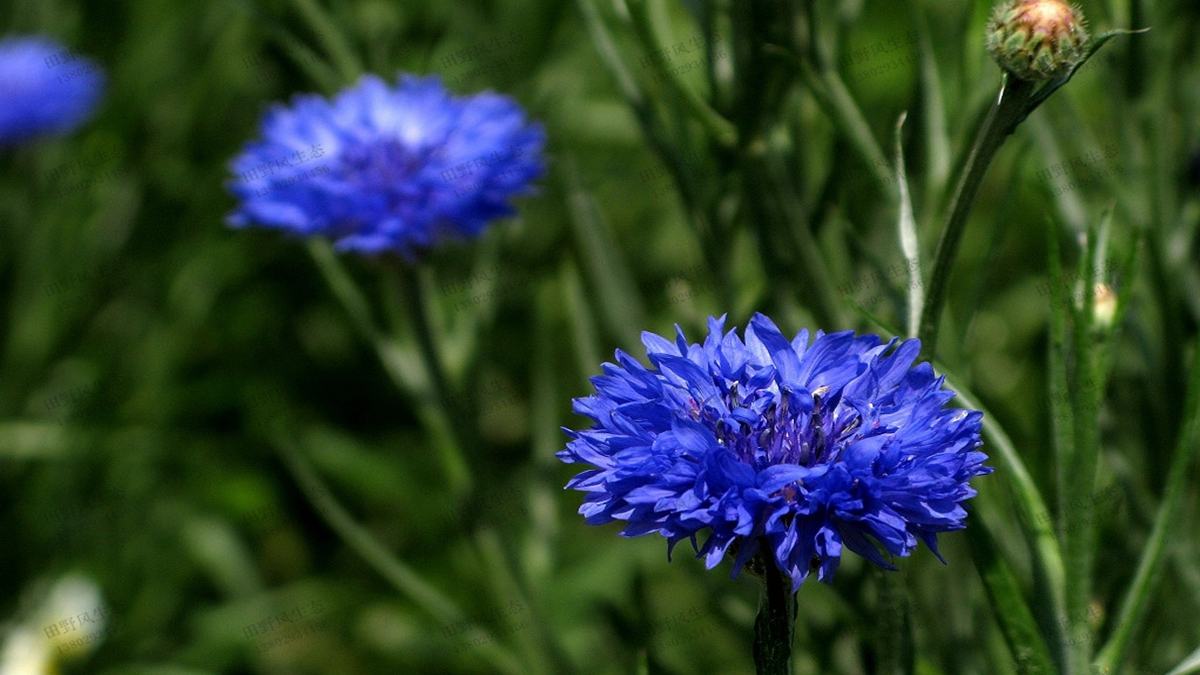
[917,75,1036,358]
[875,568,914,675]
[1044,214,1076,671]
[1064,222,1102,675]
[794,57,896,200]
[306,241,471,495]
[286,0,363,83]
[626,0,737,147]
[752,550,796,675]
[966,512,1059,675]
[394,263,474,496]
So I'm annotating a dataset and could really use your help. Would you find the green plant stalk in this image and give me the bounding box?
[795,57,897,200]
[917,75,1036,358]
[561,156,648,350]
[1095,341,1200,673]
[1045,215,1074,540]
[1064,222,1103,675]
[626,0,737,147]
[574,0,736,314]
[740,145,840,329]
[476,528,573,675]
[574,0,644,107]
[752,550,797,675]
[396,264,475,496]
[1044,215,1076,671]
[908,2,951,207]
[875,568,914,675]
[306,241,472,496]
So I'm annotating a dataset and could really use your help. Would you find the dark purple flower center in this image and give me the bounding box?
[337,139,437,188]
[698,384,864,475]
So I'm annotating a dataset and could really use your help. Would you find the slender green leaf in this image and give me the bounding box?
[894,112,923,336]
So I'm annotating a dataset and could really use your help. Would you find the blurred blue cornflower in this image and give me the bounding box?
[559,314,991,591]
[0,36,104,145]
[226,73,545,256]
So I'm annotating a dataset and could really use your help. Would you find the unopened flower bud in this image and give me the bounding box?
[1091,283,1116,327]
[987,0,1089,81]
[1074,282,1116,327]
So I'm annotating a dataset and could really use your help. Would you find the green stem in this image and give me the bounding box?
[741,143,839,329]
[966,513,1059,675]
[394,263,474,497]
[876,568,914,675]
[286,0,363,83]
[626,0,737,147]
[306,241,471,496]
[397,265,451,413]
[917,75,1037,358]
[752,550,796,675]
[1064,222,1103,675]
[795,57,897,201]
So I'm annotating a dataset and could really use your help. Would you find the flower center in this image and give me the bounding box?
[702,385,861,472]
[337,140,433,188]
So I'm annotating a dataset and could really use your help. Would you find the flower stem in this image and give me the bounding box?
[917,75,1036,358]
[752,550,796,675]
[394,263,474,497]
[875,568,914,675]
[305,240,472,496]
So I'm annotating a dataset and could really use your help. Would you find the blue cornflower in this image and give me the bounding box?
[558,314,991,591]
[226,73,545,256]
[0,36,104,145]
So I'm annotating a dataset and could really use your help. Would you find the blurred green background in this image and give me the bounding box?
[2,0,1199,673]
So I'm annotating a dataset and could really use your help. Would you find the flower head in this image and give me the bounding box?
[987,0,1089,81]
[0,36,104,145]
[558,314,990,591]
[226,73,545,257]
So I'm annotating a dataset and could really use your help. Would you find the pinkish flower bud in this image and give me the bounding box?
[987,0,1089,81]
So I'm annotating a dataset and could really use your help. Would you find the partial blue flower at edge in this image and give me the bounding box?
[0,36,104,145]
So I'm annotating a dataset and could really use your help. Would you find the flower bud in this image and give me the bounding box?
[1091,282,1117,328]
[986,0,1089,81]
[1074,282,1116,327]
